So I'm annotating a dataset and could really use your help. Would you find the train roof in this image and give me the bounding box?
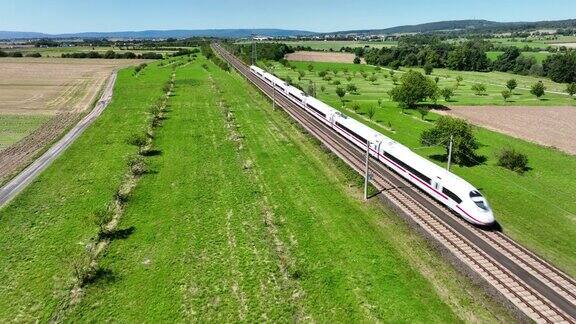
[305,96,339,116]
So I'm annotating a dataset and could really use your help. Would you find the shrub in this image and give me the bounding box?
[440,87,454,101]
[346,83,358,94]
[351,102,360,112]
[506,79,518,92]
[471,83,487,96]
[127,132,147,148]
[366,106,376,120]
[530,81,546,98]
[424,63,433,75]
[501,89,512,101]
[128,155,148,176]
[353,56,361,64]
[567,83,576,97]
[92,205,114,235]
[496,148,529,174]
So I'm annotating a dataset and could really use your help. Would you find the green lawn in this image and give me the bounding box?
[0,60,173,321]
[0,56,511,321]
[0,114,49,151]
[269,60,576,276]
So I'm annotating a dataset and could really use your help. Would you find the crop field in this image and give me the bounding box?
[0,114,49,151]
[238,40,397,51]
[0,56,512,321]
[438,106,576,155]
[269,60,576,275]
[286,50,362,63]
[0,57,143,185]
[0,46,185,58]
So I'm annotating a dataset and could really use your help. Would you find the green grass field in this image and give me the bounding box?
[0,55,511,321]
[0,115,49,150]
[269,61,576,275]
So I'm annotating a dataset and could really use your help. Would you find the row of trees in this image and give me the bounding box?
[201,45,230,71]
[230,42,294,64]
[0,51,41,57]
[363,39,576,83]
[61,50,163,59]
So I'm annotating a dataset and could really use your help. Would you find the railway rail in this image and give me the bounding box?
[213,43,576,323]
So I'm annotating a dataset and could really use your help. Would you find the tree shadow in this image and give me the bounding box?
[100,226,136,241]
[141,149,162,157]
[85,268,117,286]
[420,103,449,111]
[428,153,487,167]
[539,98,549,101]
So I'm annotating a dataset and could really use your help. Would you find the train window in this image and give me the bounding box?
[335,122,366,144]
[474,200,489,211]
[383,152,430,184]
[306,104,326,117]
[469,190,483,198]
[442,188,462,204]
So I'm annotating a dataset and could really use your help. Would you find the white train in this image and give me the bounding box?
[250,66,495,226]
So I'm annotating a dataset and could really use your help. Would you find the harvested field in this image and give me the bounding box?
[286,51,364,64]
[439,106,576,155]
[0,58,141,115]
[0,58,143,185]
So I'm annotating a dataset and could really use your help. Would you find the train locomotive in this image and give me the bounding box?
[250,65,495,226]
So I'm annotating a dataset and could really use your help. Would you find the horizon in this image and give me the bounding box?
[2,0,576,34]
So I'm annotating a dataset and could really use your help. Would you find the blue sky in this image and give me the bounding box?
[1,0,575,33]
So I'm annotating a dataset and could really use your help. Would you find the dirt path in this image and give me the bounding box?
[437,106,576,155]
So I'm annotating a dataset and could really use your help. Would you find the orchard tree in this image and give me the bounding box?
[388,70,439,108]
[501,89,512,101]
[471,83,487,96]
[455,75,464,88]
[336,87,346,106]
[506,79,518,92]
[440,87,454,101]
[424,62,434,75]
[530,81,546,99]
[420,116,480,166]
[366,106,377,120]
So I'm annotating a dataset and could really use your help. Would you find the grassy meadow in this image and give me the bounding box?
[0,55,512,321]
[268,60,576,275]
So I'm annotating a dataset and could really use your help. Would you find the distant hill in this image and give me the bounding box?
[328,19,576,35]
[0,29,317,40]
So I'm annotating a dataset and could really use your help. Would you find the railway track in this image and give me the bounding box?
[213,44,576,323]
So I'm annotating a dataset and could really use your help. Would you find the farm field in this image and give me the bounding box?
[286,50,363,63]
[0,115,49,151]
[0,58,143,185]
[438,106,576,155]
[0,56,511,321]
[0,46,184,58]
[239,40,398,51]
[269,60,576,275]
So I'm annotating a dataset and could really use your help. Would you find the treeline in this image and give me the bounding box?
[169,48,200,57]
[0,51,42,57]
[200,45,230,71]
[229,42,294,64]
[363,37,576,83]
[61,50,163,59]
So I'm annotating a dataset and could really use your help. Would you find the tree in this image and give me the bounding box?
[434,76,440,84]
[388,70,439,108]
[424,62,434,75]
[369,75,377,84]
[351,102,360,112]
[377,98,383,107]
[542,51,576,83]
[307,64,314,72]
[420,116,480,166]
[566,82,576,97]
[496,148,529,174]
[501,89,512,101]
[440,87,454,101]
[353,56,361,64]
[336,87,346,106]
[366,106,377,120]
[320,85,326,93]
[447,41,490,71]
[530,81,546,98]
[471,83,487,96]
[297,70,305,81]
[306,82,316,97]
[493,47,521,72]
[455,75,464,88]
[506,79,518,92]
[346,83,358,94]
[391,75,398,85]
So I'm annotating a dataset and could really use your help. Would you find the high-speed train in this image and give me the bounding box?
[250,65,495,226]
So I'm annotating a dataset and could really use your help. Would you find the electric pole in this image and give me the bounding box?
[251,33,257,66]
[447,135,453,171]
[364,141,370,200]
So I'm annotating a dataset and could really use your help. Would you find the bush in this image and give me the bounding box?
[530,81,546,98]
[501,89,512,101]
[127,132,148,148]
[496,148,529,174]
[567,83,576,97]
[128,155,148,176]
[506,79,518,92]
[25,52,42,58]
[366,106,376,120]
[423,63,433,75]
[440,87,454,101]
[471,83,487,96]
[353,56,361,64]
[346,83,358,94]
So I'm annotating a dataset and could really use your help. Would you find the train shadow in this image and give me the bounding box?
[478,220,503,232]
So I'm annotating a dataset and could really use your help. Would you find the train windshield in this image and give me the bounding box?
[469,190,483,198]
[474,200,489,211]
